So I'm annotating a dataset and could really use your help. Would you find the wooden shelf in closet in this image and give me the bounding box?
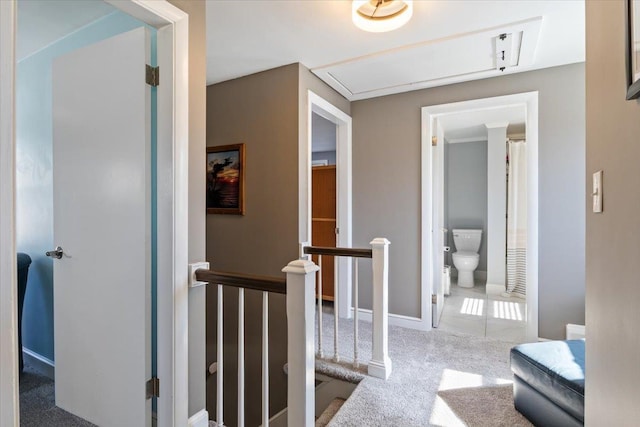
[312,165,336,301]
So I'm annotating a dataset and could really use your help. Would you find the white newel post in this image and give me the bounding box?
[283,259,319,427]
[369,238,392,380]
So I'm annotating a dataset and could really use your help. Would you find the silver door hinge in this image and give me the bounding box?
[432,136,438,146]
[146,65,159,87]
[335,227,340,235]
[432,294,437,304]
[146,377,160,399]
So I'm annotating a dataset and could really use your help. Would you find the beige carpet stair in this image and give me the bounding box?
[315,398,345,427]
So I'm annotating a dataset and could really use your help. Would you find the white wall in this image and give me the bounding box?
[486,124,507,288]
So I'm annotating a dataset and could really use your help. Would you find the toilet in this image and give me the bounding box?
[452,229,482,288]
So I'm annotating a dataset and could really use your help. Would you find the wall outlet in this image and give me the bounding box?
[592,170,603,213]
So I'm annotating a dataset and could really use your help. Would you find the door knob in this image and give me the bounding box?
[46,246,64,259]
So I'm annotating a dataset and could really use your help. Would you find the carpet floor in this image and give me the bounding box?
[19,361,96,427]
[315,306,534,427]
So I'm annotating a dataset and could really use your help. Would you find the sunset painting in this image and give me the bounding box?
[207,144,245,214]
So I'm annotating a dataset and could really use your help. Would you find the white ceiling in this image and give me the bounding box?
[17,1,585,102]
[17,0,115,61]
[439,105,526,143]
[206,1,585,100]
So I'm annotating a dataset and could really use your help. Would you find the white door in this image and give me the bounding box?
[51,27,151,426]
[432,120,445,327]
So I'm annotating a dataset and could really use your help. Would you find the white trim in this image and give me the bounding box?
[421,92,539,340]
[349,308,428,331]
[303,91,353,319]
[187,409,209,427]
[0,1,18,425]
[486,283,506,295]
[447,136,488,144]
[0,1,192,426]
[22,348,55,380]
[566,323,586,340]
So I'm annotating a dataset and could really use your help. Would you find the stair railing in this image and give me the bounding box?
[303,238,391,380]
[195,259,318,427]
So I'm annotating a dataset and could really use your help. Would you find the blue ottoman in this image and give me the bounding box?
[510,339,585,427]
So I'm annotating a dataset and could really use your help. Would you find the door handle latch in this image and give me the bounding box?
[46,246,64,259]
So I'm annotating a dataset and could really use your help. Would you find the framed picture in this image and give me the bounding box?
[207,144,245,215]
[627,0,640,99]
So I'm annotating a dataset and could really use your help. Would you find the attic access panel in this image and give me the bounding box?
[313,17,542,100]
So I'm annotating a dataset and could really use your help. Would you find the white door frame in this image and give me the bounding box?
[421,92,539,340]
[0,1,190,426]
[301,90,353,318]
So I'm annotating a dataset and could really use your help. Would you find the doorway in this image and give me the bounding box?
[421,92,539,342]
[0,1,190,425]
[302,91,353,319]
[16,6,157,425]
[311,112,338,301]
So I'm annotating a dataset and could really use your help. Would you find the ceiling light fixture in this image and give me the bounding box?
[352,0,413,33]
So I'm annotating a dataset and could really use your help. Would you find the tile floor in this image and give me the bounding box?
[437,278,528,342]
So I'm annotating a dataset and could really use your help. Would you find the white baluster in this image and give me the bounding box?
[317,255,324,358]
[217,284,224,426]
[262,292,269,427]
[237,288,245,427]
[283,259,319,427]
[333,255,339,362]
[369,238,392,380]
[353,258,359,368]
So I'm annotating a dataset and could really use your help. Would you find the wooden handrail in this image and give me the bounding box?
[194,269,287,294]
[303,245,373,259]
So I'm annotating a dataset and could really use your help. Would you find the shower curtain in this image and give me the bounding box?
[506,140,527,296]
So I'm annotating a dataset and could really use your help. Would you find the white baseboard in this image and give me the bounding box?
[485,283,505,295]
[566,323,586,340]
[23,347,55,380]
[188,409,209,427]
[349,307,429,331]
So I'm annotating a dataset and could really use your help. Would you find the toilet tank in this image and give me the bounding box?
[452,229,482,252]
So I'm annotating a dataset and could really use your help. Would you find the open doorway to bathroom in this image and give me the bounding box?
[421,92,539,342]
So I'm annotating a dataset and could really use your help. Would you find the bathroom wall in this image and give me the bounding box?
[445,140,488,272]
[16,10,152,362]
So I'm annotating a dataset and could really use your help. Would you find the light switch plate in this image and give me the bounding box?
[593,170,603,213]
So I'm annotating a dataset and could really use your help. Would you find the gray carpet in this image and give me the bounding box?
[438,385,531,426]
[315,307,534,427]
[20,362,96,427]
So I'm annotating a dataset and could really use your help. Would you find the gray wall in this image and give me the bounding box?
[585,1,640,423]
[206,63,349,425]
[446,141,488,271]
[206,64,299,427]
[352,63,585,339]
